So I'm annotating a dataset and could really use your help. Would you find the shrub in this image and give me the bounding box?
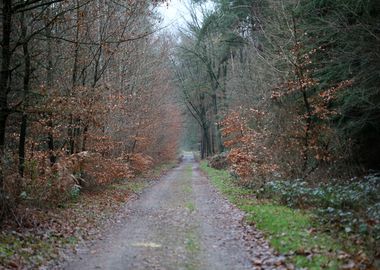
[258,174,380,247]
[208,152,228,170]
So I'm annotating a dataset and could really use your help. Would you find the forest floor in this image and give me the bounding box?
[0,163,174,269]
[63,152,287,270]
[1,153,374,269]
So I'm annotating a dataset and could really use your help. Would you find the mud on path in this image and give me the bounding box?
[64,153,285,270]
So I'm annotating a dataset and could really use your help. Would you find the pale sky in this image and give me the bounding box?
[156,0,214,33]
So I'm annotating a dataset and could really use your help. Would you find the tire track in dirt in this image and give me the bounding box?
[64,153,285,270]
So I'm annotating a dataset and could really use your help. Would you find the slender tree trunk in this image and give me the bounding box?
[219,63,228,153]
[200,123,212,159]
[18,114,27,177]
[211,92,223,154]
[204,126,212,156]
[200,137,205,159]
[199,92,212,158]
[72,0,80,89]
[82,124,88,151]
[69,114,75,154]
[207,60,223,155]
[45,7,56,165]
[18,12,31,178]
[0,0,11,151]
[201,127,208,159]
[47,127,56,164]
[69,0,81,154]
[0,0,12,219]
[292,15,313,174]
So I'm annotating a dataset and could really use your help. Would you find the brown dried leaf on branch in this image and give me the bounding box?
[220,109,278,186]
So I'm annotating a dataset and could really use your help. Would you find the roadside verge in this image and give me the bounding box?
[200,161,356,270]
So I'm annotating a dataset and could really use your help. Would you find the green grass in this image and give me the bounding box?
[183,227,201,270]
[200,161,343,269]
[185,231,200,253]
[184,230,201,270]
[109,181,147,193]
[183,185,192,194]
[185,164,193,175]
[186,202,196,213]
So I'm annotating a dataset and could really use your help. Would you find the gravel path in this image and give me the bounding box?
[64,153,286,270]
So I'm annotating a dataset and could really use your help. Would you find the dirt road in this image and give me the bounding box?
[64,153,284,270]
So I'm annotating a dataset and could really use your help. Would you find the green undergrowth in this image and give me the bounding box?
[200,161,349,269]
[258,178,380,249]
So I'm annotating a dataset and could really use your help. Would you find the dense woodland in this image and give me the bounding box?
[0,0,182,219]
[0,0,380,268]
[178,0,380,179]
[175,0,380,260]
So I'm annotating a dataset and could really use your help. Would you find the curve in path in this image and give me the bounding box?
[65,153,285,270]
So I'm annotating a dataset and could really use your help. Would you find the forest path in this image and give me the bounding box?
[64,152,284,270]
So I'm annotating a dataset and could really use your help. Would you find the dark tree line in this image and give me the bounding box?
[176,0,380,179]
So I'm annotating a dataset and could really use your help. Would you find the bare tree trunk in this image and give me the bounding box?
[82,124,88,151]
[18,114,27,177]
[69,0,81,155]
[0,0,12,220]
[46,7,56,165]
[207,59,223,155]
[18,12,31,179]
[291,15,313,174]
[0,0,11,151]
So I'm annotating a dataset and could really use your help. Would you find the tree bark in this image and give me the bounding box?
[0,0,12,219]
[0,0,11,150]
[69,0,81,154]
[292,15,313,174]
[18,12,31,178]
[45,6,56,165]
